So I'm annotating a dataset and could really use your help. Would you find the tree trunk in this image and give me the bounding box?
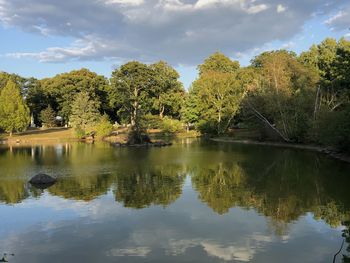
[248,102,290,142]
[159,105,165,119]
[313,85,321,120]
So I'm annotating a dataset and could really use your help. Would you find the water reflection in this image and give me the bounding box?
[0,141,350,262]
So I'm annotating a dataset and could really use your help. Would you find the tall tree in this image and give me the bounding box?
[150,61,184,119]
[40,69,110,123]
[193,71,244,134]
[246,51,318,142]
[110,61,155,127]
[0,80,30,136]
[191,53,243,134]
[198,52,240,76]
[70,92,100,135]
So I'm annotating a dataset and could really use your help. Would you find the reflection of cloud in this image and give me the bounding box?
[165,233,275,261]
[166,238,202,255]
[107,247,151,257]
[202,242,254,262]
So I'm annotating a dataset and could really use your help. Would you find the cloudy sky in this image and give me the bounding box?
[0,0,350,87]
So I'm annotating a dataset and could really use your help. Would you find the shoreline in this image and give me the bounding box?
[210,137,350,164]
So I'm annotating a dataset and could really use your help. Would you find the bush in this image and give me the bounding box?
[161,117,184,133]
[144,114,162,129]
[39,106,56,128]
[127,129,151,144]
[315,106,350,152]
[74,126,86,139]
[197,119,218,135]
[95,114,113,138]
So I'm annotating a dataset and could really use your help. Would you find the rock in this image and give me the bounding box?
[29,173,57,189]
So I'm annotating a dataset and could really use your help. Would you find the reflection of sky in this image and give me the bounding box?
[0,184,345,263]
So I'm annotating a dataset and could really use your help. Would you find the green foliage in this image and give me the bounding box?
[315,106,350,152]
[0,80,30,135]
[110,61,155,127]
[150,61,185,119]
[198,52,240,76]
[39,105,56,128]
[70,91,100,137]
[192,53,245,135]
[244,50,318,142]
[161,117,184,134]
[40,69,110,123]
[181,89,201,127]
[95,114,113,138]
[144,114,162,129]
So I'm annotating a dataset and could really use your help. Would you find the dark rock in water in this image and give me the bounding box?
[29,173,57,189]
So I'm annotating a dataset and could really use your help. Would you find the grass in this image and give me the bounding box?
[2,127,75,144]
[0,127,200,145]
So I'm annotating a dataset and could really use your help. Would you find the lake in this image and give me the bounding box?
[0,139,350,263]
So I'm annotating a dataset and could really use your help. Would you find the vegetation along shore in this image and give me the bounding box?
[0,37,349,154]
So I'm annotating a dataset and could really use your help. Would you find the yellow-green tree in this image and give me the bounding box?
[0,80,30,136]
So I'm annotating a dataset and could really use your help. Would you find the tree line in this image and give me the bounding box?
[0,37,349,151]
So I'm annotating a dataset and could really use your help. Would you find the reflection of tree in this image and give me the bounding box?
[0,179,29,204]
[192,163,250,214]
[114,165,186,208]
[190,148,350,237]
[48,173,114,201]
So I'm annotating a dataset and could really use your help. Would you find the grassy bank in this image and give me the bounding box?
[0,127,76,145]
[0,127,200,145]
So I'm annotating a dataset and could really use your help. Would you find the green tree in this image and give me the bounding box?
[39,105,56,128]
[95,114,113,138]
[0,80,30,136]
[150,61,185,119]
[181,90,201,132]
[191,53,244,134]
[70,91,100,137]
[194,71,244,134]
[198,52,240,76]
[40,69,110,123]
[110,62,155,126]
[245,51,318,142]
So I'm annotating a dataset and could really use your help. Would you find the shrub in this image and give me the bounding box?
[161,117,184,133]
[144,114,162,129]
[74,126,86,139]
[95,114,113,138]
[315,106,350,152]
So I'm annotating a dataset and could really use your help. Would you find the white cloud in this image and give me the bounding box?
[104,0,144,6]
[325,11,345,25]
[324,3,350,31]
[277,4,286,13]
[0,0,348,65]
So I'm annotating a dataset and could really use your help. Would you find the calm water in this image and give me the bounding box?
[1,139,350,263]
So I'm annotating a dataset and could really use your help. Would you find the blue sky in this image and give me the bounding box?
[0,0,349,88]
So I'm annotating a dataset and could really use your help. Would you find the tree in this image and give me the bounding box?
[150,61,184,119]
[193,71,244,134]
[95,114,113,138]
[198,52,240,76]
[191,53,244,134]
[70,91,100,137]
[110,62,155,126]
[39,106,56,128]
[0,80,30,136]
[245,51,318,142]
[40,69,110,124]
[181,90,201,132]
